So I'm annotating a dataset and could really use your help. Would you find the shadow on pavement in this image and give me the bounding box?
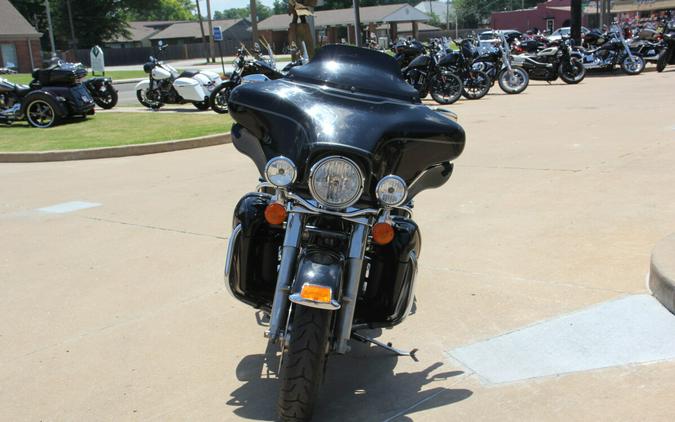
[227,331,472,421]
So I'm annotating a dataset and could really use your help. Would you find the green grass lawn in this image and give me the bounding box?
[0,112,233,152]
[1,70,149,85]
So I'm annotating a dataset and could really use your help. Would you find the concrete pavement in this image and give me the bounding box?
[1,68,675,421]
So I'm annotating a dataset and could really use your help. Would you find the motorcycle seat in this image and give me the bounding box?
[178,70,198,78]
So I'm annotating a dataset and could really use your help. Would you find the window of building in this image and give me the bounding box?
[1,44,18,69]
[546,18,555,34]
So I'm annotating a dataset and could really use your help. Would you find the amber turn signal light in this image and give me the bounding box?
[300,284,332,303]
[372,222,395,245]
[264,203,287,225]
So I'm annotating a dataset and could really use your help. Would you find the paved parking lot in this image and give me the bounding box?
[1,67,675,421]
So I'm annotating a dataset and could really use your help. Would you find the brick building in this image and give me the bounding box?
[0,0,42,72]
[491,0,588,33]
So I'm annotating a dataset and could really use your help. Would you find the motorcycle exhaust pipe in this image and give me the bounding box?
[267,211,303,342]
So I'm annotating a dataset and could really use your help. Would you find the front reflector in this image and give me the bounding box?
[300,284,332,303]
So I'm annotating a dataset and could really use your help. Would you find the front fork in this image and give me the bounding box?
[266,210,371,354]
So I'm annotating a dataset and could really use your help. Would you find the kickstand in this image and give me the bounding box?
[352,332,418,362]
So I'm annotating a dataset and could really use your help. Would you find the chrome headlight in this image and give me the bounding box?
[264,156,296,187]
[309,156,364,209]
[375,175,408,207]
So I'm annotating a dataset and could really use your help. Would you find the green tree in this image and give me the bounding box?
[454,0,541,28]
[272,0,288,15]
[129,0,195,21]
[213,2,271,21]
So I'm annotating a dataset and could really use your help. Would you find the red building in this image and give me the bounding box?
[491,0,588,33]
[0,0,42,72]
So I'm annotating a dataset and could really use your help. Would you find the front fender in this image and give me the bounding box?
[135,79,150,91]
[289,248,344,311]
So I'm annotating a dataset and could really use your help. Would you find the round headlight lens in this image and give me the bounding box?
[264,156,296,187]
[309,156,364,209]
[375,175,408,207]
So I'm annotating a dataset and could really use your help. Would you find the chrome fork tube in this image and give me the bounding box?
[335,217,370,354]
[267,212,303,342]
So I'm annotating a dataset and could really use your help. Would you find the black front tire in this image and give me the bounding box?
[656,49,671,72]
[193,101,210,111]
[136,88,161,109]
[558,61,586,84]
[277,306,331,422]
[430,72,463,105]
[209,82,232,114]
[94,87,118,109]
[462,70,491,100]
[497,67,529,94]
[621,55,645,75]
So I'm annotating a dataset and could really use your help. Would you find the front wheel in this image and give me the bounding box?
[193,101,210,111]
[277,306,331,422]
[497,67,529,94]
[462,70,491,100]
[94,86,118,109]
[558,61,586,84]
[136,88,161,109]
[430,72,463,105]
[209,82,233,114]
[621,55,645,75]
[656,49,671,72]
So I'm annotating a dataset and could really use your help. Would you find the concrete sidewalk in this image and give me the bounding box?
[1,71,675,421]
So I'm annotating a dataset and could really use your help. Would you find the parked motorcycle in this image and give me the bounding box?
[473,32,530,94]
[512,36,586,84]
[402,39,463,104]
[84,76,118,109]
[210,42,295,114]
[393,38,425,68]
[439,39,492,99]
[224,45,465,421]
[656,20,675,72]
[576,25,645,75]
[0,62,95,128]
[136,42,220,110]
[629,27,664,64]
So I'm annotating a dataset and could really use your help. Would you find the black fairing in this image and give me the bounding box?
[228,45,465,204]
[407,54,432,69]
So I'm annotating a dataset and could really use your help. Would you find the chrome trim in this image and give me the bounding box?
[256,182,275,193]
[335,217,371,353]
[267,212,303,341]
[429,107,458,122]
[223,224,243,297]
[308,156,365,210]
[287,192,378,220]
[289,293,341,310]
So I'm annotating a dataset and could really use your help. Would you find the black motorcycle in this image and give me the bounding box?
[472,32,530,94]
[576,26,645,75]
[393,38,425,68]
[657,20,675,72]
[439,39,492,100]
[512,36,586,84]
[224,45,465,421]
[210,46,284,114]
[0,62,95,128]
[402,40,463,104]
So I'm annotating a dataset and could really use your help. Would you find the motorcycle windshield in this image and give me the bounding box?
[228,45,465,195]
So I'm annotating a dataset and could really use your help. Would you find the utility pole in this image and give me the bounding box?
[570,0,582,44]
[250,0,259,43]
[206,0,215,63]
[66,0,77,49]
[353,0,362,47]
[44,0,56,58]
[446,0,450,31]
[195,0,210,63]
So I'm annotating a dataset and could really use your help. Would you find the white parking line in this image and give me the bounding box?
[448,294,675,384]
[37,201,101,214]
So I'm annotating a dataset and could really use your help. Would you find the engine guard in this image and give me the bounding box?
[289,248,344,311]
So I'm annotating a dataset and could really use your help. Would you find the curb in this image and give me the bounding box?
[648,233,675,315]
[113,78,144,85]
[0,132,231,163]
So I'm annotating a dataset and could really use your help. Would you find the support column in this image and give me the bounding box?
[347,24,354,44]
[390,22,398,41]
[412,21,419,39]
